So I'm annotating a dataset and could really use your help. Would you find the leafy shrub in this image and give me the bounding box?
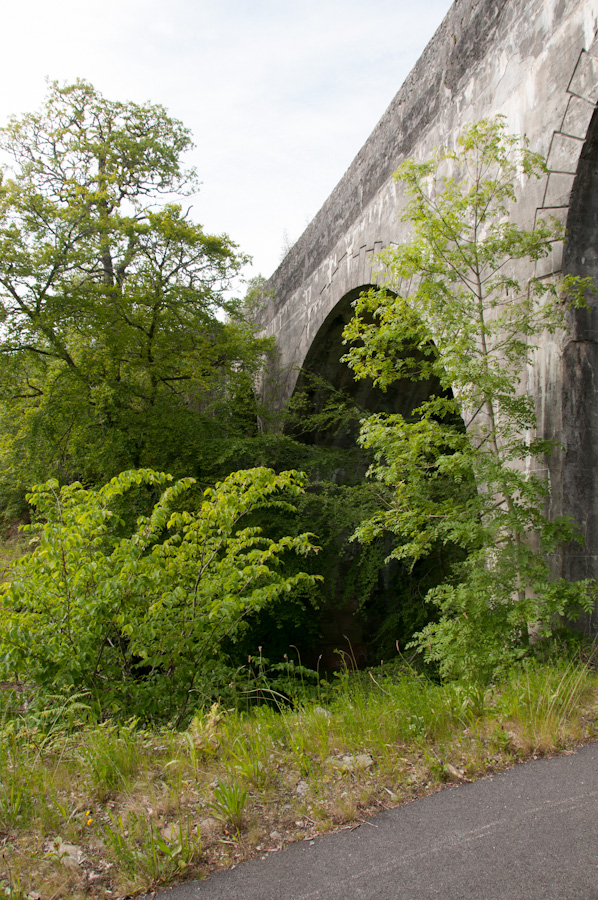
[0,467,320,724]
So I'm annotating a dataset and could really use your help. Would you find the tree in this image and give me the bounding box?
[0,80,267,505]
[342,119,596,685]
[0,467,320,724]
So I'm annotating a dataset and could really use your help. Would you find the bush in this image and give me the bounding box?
[0,467,320,725]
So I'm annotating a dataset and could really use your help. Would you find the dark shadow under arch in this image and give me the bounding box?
[551,106,598,614]
[284,285,459,666]
[290,285,444,448]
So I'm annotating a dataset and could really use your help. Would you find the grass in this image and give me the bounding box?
[0,659,597,899]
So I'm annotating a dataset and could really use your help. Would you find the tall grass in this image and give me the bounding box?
[491,660,595,754]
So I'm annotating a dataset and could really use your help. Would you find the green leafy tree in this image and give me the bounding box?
[0,80,267,506]
[0,467,320,724]
[342,119,596,685]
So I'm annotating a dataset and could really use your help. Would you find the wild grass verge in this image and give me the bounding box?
[1,659,597,899]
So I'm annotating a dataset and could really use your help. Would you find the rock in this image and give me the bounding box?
[445,763,466,782]
[333,753,374,772]
[296,779,309,798]
[54,840,85,868]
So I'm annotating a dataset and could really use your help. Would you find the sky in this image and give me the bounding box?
[1,0,454,287]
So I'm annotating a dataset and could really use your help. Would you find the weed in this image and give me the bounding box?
[208,779,248,834]
[103,811,201,889]
[77,721,141,800]
[491,660,595,753]
[183,704,222,771]
[225,733,269,788]
[0,782,26,831]
[0,857,27,900]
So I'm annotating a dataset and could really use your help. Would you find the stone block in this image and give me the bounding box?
[535,240,564,278]
[543,173,576,208]
[535,207,569,228]
[552,239,564,271]
[561,95,596,139]
[568,51,598,103]
[546,132,584,174]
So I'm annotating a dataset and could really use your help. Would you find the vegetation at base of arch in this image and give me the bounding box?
[343,118,598,685]
[270,372,468,664]
[212,432,399,666]
[154,412,443,671]
[0,467,321,725]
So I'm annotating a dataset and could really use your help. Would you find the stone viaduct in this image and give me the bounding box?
[258,0,598,610]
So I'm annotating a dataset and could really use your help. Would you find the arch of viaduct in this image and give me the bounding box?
[258,0,598,610]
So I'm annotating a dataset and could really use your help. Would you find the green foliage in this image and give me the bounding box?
[228,651,329,710]
[285,369,366,448]
[102,811,202,886]
[208,778,248,833]
[343,118,597,684]
[0,80,269,506]
[362,549,456,664]
[0,467,320,724]
[208,428,401,666]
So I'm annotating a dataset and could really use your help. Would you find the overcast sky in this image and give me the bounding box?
[1,0,453,287]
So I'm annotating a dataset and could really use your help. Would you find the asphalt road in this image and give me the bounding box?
[143,741,598,900]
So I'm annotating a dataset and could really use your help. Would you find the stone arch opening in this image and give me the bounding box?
[291,285,443,448]
[563,105,598,317]
[287,284,460,665]
[557,106,598,605]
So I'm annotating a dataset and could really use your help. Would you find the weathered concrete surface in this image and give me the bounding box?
[143,741,598,900]
[258,0,598,610]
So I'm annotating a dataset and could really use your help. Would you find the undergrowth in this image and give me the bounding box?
[0,659,597,899]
